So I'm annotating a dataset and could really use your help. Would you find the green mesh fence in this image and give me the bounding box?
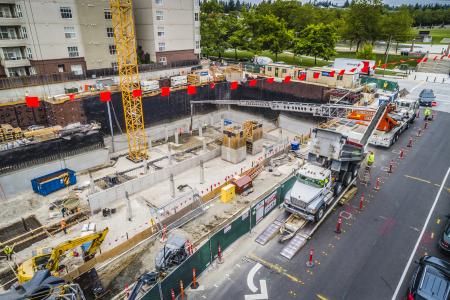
[360,76,399,92]
[141,176,298,300]
[278,176,297,204]
[140,284,160,300]
[160,241,212,300]
[210,210,251,259]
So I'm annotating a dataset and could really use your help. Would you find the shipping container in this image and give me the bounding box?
[170,75,188,87]
[31,168,77,196]
[141,80,160,92]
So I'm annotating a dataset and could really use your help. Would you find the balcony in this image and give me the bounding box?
[0,16,24,26]
[2,57,30,68]
[0,37,27,47]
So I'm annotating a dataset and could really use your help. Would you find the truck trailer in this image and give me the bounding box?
[283,104,386,222]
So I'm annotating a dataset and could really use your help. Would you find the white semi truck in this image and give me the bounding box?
[283,104,386,222]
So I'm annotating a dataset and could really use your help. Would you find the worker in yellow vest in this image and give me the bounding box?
[424,107,432,121]
[367,151,375,166]
[2,244,14,261]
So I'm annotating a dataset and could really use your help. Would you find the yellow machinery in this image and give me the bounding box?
[110,0,147,162]
[17,228,109,283]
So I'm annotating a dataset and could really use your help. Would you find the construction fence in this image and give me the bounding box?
[141,173,297,300]
[360,76,399,92]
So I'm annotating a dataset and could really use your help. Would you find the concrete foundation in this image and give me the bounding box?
[247,139,264,155]
[0,148,109,198]
[221,146,247,164]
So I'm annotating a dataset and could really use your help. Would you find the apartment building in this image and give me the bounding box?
[134,0,200,65]
[0,0,199,78]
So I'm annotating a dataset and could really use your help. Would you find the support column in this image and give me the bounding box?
[168,144,172,165]
[199,125,203,137]
[170,174,175,198]
[200,160,204,184]
[125,191,132,221]
[165,127,168,142]
[174,129,179,144]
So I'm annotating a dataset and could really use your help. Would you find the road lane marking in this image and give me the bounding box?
[317,294,329,300]
[248,253,305,285]
[404,175,431,184]
[405,175,450,192]
[409,81,425,93]
[392,166,450,300]
[437,218,441,224]
[247,263,263,293]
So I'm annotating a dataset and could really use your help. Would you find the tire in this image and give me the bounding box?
[343,172,352,187]
[334,182,343,196]
[351,165,359,179]
[315,206,325,222]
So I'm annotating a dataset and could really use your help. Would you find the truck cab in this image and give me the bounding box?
[394,98,419,123]
[284,164,334,222]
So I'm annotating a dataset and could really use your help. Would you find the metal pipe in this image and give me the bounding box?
[106,101,115,153]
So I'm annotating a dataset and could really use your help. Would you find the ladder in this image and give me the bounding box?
[255,214,287,245]
[280,234,307,260]
[359,165,372,186]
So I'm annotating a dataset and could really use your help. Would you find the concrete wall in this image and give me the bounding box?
[104,109,226,154]
[88,147,221,211]
[0,148,109,199]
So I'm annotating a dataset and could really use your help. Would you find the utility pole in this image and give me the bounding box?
[383,35,392,77]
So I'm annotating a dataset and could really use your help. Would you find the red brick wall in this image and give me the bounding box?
[30,57,87,75]
[155,49,198,65]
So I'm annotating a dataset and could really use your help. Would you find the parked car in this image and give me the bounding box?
[419,89,436,107]
[155,234,188,271]
[439,216,450,254]
[407,256,450,300]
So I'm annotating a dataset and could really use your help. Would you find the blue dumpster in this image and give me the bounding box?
[31,168,77,196]
[291,141,300,151]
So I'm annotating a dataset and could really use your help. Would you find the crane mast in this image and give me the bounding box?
[110,0,148,162]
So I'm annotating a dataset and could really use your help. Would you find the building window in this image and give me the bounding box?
[158,42,165,52]
[106,27,114,38]
[157,26,164,37]
[156,11,163,21]
[3,48,22,60]
[0,28,9,39]
[0,6,12,18]
[26,47,32,59]
[104,9,112,19]
[155,0,163,4]
[195,40,200,49]
[337,75,343,81]
[64,26,76,39]
[109,45,116,55]
[67,46,79,57]
[194,13,199,21]
[60,7,72,19]
[111,62,118,70]
[70,64,83,75]
[15,4,23,18]
[267,67,272,71]
[58,64,65,72]
[159,57,167,65]
[20,27,27,38]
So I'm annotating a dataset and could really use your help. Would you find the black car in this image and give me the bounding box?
[408,256,450,300]
[419,89,436,107]
[440,216,450,254]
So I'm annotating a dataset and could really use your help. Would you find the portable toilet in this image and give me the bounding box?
[221,184,235,203]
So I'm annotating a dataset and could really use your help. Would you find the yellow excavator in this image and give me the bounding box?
[17,227,109,283]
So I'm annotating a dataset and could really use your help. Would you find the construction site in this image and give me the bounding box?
[1,1,449,300]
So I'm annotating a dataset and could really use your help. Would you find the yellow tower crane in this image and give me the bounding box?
[109,0,148,162]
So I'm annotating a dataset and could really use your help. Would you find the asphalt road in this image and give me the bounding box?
[191,110,450,300]
[397,77,450,114]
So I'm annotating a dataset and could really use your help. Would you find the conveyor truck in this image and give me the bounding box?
[283,104,386,222]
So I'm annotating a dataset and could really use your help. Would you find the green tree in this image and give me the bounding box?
[224,13,249,60]
[382,8,414,54]
[342,0,383,51]
[356,43,375,60]
[243,11,294,60]
[293,23,338,64]
[200,8,228,58]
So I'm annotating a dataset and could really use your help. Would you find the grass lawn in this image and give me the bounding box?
[413,27,450,44]
[212,50,331,67]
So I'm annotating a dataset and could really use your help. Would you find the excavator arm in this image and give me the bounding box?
[45,228,109,272]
